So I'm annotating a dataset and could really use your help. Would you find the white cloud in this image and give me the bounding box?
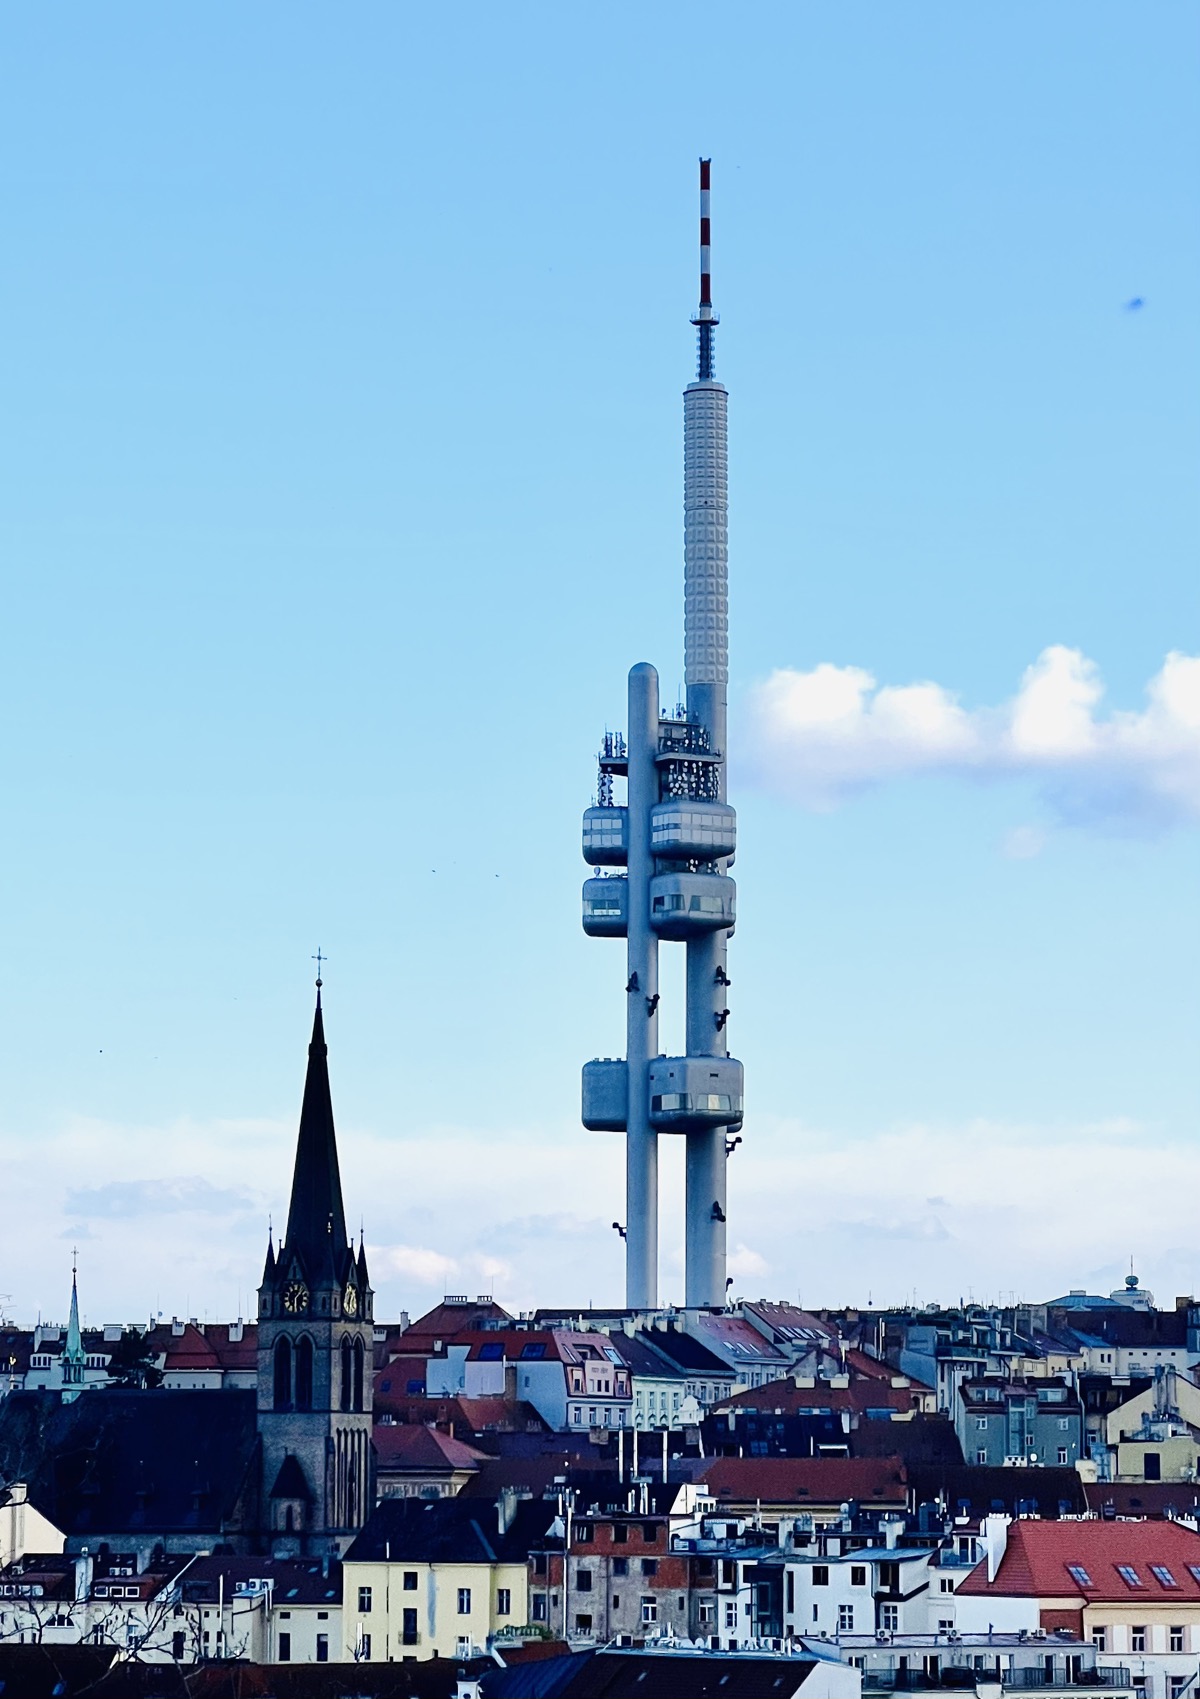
[727,1243,769,1279]
[374,1244,459,1286]
[745,647,1200,827]
[8,1098,1198,1329]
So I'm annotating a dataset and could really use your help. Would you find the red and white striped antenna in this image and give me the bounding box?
[691,157,718,379]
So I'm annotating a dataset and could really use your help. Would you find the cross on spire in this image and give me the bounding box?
[312,948,327,988]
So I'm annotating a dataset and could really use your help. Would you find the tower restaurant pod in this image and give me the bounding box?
[582,805,628,866]
[649,870,735,940]
[582,875,628,937]
[650,799,736,860]
[649,1055,744,1134]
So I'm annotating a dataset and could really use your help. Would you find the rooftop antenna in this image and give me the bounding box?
[691,157,718,380]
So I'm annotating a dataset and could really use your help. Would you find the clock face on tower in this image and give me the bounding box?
[343,1283,358,1316]
[282,1280,310,1314]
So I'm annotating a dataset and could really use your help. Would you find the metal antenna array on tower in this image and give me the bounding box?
[580,160,741,1312]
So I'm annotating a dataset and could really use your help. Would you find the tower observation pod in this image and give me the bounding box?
[580,159,740,1311]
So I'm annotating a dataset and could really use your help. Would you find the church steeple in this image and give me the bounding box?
[280,986,349,1281]
[256,973,374,1555]
[62,1253,86,1399]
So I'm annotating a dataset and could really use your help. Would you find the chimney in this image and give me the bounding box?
[497,1486,519,1536]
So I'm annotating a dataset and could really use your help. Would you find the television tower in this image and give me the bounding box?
[581,159,742,1311]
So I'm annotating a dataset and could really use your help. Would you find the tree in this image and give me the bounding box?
[104,1330,163,1390]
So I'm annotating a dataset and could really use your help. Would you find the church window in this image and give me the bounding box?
[353,1337,365,1412]
[273,1338,292,1410]
[358,1587,372,1613]
[295,1337,314,1411]
[457,1587,472,1614]
[340,1338,353,1412]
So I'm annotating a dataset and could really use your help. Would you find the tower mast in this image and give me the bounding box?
[581,159,742,1311]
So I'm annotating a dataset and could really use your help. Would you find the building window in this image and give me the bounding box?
[572,1407,582,1425]
[576,1570,593,1592]
[1170,1627,1185,1653]
[1152,1567,1180,1589]
[316,1634,328,1663]
[171,1631,185,1660]
[1058,1448,1069,1465]
[1092,1629,1107,1652]
[588,1408,596,1424]
[278,1632,291,1661]
[839,1605,855,1632]
[358,1587,372,1613]
[273,1338,292,1410]
[575,1613,593,1632]
[641,1597,657,1624]
[402,1608,418,1644]
[1068,1566,1094,1587]
[1118,1566,1144,1588]
[359,1633,371,1659]
[642,1559,657,1577]
[532,1595,547,1622]
[458,1588,472,1615]
[613,1558,628,1577]
[1171,1680,1188,1699]
[976,1417,989,1430]
[881,1605,899,1631]
[1132,1627,1147,1653]
[725,1602,738,1629]
[940,1579,955,1593]
[341,1337,354,1412]
[613,1523,628,1544]
[1059,1418,1070,1430]
[976,1449,989,1465]
[813,1566,829,1586]
[293,1335,314,1411]
[851,1567,867,1587]
[497,1589,511,1616]
[403,1572,418,1590]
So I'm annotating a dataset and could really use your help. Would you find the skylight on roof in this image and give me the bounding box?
[1116,1565,1144,1588]
[1067,1565,1093,1587]
[1151,1566,1180,1588]
[1188,1567,1200,1586]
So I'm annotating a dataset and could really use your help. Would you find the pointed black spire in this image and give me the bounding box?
[281,987,349,1274]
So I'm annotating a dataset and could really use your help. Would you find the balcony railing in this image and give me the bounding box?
[864,1669,1130,1693]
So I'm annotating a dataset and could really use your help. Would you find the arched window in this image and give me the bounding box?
[273,1338,292,1410]
[284,1504,295,1533]
[353,1336,365,1413]
[294,1336,314,1412]
[340,1337,353,1412]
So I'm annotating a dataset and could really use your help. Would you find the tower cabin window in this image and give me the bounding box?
[274,1338,292,1410]
[341,1338,353,1412]
[295,1336,314,1412]
[354,1336,365,1413]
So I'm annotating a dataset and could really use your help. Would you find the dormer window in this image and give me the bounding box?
[1116,1565,1144,1588]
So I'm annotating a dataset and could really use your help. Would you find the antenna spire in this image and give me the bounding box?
[690,158,718,381]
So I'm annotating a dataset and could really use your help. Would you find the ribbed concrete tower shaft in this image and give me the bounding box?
[683,380,730,1308]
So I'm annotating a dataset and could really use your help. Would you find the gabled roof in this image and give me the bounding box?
[603,1332,688,1381]
[345,1493,557,1565]
[405,1297,515,1338]
[691,1315,792,1364]
[373,1424,489,1473]
[957,1517,1200,1601]
[180,1555,340,1606]
[636,1328,735,1377]
[907,1462,1087,1520]
[699,1455,908,1507]
[0,1388,258,1536]
[268,1453,313,1501]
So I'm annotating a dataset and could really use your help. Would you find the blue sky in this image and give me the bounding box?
[1,4,1196,1325]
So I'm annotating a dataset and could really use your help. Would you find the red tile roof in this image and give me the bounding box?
[716,1378,920,1416]
[373,1424,489,1473]
[956,1518,1200,1601]
[699,1455,908,1508]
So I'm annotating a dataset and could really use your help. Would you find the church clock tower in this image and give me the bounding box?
[257,980,374,1555]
